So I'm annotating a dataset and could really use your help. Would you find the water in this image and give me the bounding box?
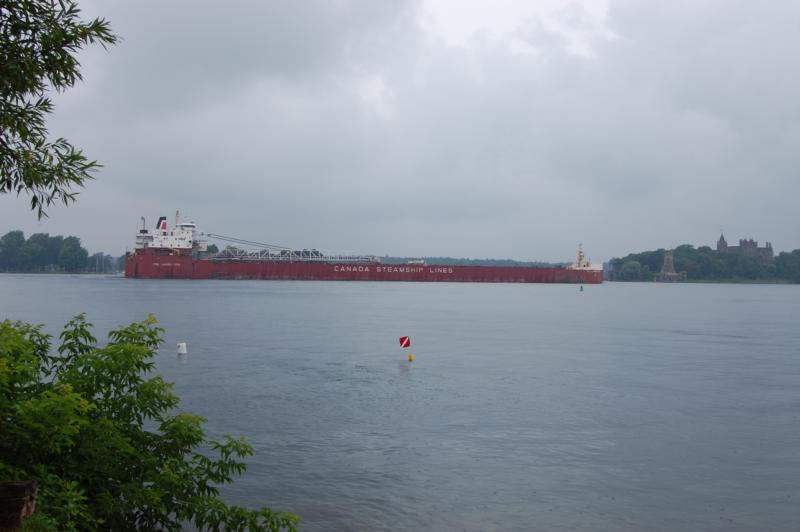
[2,275,800,531]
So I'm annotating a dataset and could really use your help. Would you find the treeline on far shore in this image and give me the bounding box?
[608,244,800,283]
[0,230,123,273]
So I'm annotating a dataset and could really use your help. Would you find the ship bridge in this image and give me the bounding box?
[135,212,207,253]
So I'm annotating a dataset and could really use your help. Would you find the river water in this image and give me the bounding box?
[2,275,799,531]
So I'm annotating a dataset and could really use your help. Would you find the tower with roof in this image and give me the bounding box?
[717,233,728,252]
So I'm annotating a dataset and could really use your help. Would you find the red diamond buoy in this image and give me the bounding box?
[399,336,411,348]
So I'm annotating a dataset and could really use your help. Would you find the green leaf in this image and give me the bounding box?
[0,315,298,530]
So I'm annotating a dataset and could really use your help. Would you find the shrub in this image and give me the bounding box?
[0,314,299,531]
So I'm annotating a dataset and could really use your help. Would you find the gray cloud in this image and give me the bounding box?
[2,0,798,261]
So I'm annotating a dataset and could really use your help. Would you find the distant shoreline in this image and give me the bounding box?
[607,279,798,285]
[0,271,122,276]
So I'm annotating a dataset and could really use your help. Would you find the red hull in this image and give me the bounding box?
[125,252,603,284]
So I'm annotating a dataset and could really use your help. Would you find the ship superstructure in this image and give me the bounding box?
[135,211,206,255]
[568,244,593,270]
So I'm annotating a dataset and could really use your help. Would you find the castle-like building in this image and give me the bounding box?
[716,234,773,262]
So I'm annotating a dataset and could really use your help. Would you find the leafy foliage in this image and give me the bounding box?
[775,249,800,282]
[0,229,25,270]
[0,315,299,531]
[86,252,116,273]
[609,244,798,282]
[56,236,87,272]
[0,230,122,272]
[0,0,117,217]
[616,259,648,281]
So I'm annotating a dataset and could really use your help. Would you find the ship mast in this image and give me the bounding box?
[568,243,592,270]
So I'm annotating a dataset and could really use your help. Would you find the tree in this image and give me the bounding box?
[207,243,219,254]
[87,251,103,272]
[0,230,26,270]
[0,315,300,531]
[20,232,52,271]
[103,253,115,273]
[611,243,790,282]
[730,255,760,280]
[57,236,87,272]
[776,250,800,282]
[85,251,114,273]
[17,238,45,271]
[1,4,297,529]
[45,234,64,266]
[619,260,643,281]
[0,1,117,217]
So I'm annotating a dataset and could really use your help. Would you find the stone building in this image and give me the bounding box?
[655,249,687,282]
[716,234,774,262]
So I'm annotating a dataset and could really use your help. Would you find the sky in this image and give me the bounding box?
[2,0,799,262]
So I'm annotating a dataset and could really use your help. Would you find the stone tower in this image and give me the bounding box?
[717,233,728,252]
[655,249,687,282]
[661,249,676,275]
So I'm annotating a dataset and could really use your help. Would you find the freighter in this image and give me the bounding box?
[124,213,603,284]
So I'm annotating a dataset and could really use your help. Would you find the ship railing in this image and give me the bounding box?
[208,248,379,263]
[209,256,380,263]
[203,233,380,263]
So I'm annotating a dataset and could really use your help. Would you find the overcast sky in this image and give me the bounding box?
[2,0,799,262]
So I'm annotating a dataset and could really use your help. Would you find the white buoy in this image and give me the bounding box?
[177,342,188,355]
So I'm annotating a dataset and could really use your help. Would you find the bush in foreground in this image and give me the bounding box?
[0,314,299,531]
